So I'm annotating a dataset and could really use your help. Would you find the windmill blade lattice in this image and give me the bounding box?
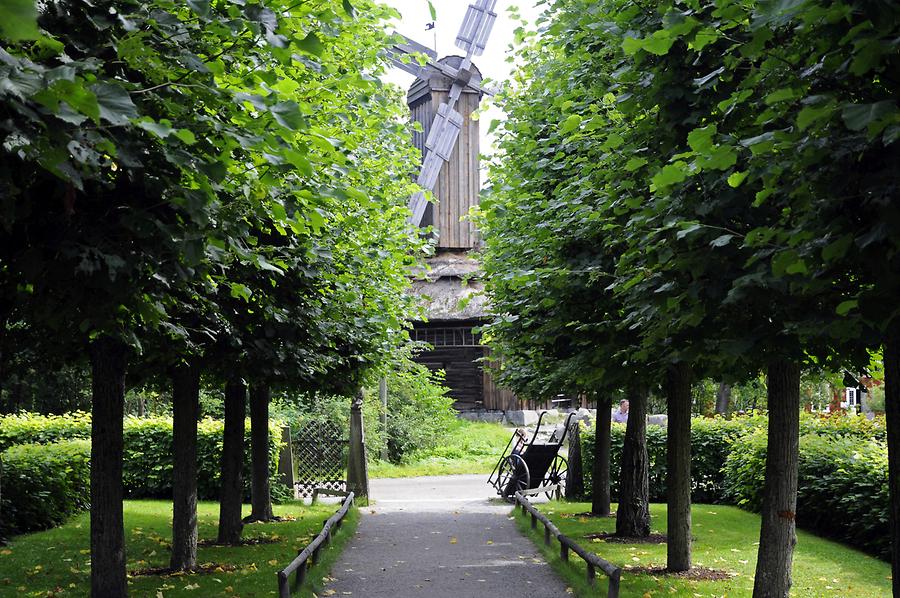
[398,0,500,227]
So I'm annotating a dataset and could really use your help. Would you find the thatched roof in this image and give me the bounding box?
[409,251,489,321]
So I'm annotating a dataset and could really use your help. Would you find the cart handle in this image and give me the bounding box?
[555,411,578,445]
[528,410,547,445]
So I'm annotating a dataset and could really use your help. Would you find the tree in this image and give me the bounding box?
[1,0,422,591]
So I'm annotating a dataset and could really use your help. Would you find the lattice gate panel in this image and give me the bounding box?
[291,420,348,498]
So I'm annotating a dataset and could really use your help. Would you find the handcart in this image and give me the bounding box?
[488,411,575,500]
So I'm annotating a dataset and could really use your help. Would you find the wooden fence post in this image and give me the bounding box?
[347,391,369,503]
[277,425,297,499]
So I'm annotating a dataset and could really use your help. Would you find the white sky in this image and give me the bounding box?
[380,0,546,157]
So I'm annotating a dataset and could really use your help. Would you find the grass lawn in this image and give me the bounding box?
[516,501,891,597]
[0,500,357,598]
[369,419,512,478]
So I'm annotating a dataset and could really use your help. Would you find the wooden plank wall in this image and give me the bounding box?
[416,344,485,411]
[409,87,481,250]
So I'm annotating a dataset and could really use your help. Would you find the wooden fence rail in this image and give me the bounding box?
[514,488,621,598]
[277,491,355,598]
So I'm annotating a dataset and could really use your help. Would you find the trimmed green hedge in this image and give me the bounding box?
[580,416,749,503]
[0,413,283,499]
[723,430,890,559]
[0,411,92,452]
[0,440,91,537]
[579,412,889,559]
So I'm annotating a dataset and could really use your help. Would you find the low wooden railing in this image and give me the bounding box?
[277,491,355,598]
[514,486,621,598]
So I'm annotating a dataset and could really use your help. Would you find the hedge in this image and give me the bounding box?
[0,413,284,500]
[0,440,91,537]
[723,430,890,559]
[579,412,889,559]
[580,416,750,503]
[0,411,92,452]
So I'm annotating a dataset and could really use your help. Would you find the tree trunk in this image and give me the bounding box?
[566,420,584,500]
[753,359,800,598]
[715,382,732,416]
[591,395,612,516]
[884,323,900,598]
[170,361,200,571]
[616,384,650,537]
[247,383,274,522]
[89,336,128,598]
[217,377,246,545]
[666,363,692,572]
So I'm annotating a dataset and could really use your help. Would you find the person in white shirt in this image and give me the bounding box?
[612,399,629,424]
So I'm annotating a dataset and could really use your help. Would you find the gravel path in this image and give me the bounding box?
[323,475,569,597]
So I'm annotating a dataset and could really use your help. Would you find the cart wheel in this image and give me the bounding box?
[545,455,568,500]
[498,453,530,502]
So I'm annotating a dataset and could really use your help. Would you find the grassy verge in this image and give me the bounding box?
[369,419,511,478]
[0,500,358,597]
[515,501,891,598]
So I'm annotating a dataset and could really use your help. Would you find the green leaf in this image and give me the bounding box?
[92,84,138,126]
[701,146,737,171]
[0,0,39,41]
[427,0,437,21]
[625,157,648,172]
[841,101,897,132]
[822,235,853,262]
[797,103,835,131]
[836,300,858,316]
[137,119,174,139]
[690,27,719,51]
[710,234,734,248]
[53,80,100,123]
[186,0,210,17]
[772,250,804,277]
[560,114,583,135]
[270,102,306,131]
[297,32,324,56]
[284,149,313,177]
[727,171,748,187]
[643,30,675,56]
[622,37,643,56]
[174,129,197,145]
[651,162,689,190]
[687,125,717,153]
[764,87,798,105]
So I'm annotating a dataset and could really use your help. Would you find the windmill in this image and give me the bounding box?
[383,1,521,412]
[387,0,498,228]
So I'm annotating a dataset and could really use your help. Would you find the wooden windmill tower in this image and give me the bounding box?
[388,1,517,411]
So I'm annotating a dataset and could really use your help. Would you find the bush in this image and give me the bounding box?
[0,440,91,537]
[580,416,751,503]
[384,363,455,463]
[724,431,889,558]
[0,413,283,501]
[275,360,456,465]
[0,411,92,452]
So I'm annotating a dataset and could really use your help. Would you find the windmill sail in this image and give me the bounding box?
[389,2,500,227]
[455,0,498,57]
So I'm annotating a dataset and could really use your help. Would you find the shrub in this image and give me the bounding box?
[0,440,91,537]
[799,411,886,441]
[0,411,92,452]
[0,413,283,501]
[384,364,455,463]
[580,416,750,503]
[723,431,890,559]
